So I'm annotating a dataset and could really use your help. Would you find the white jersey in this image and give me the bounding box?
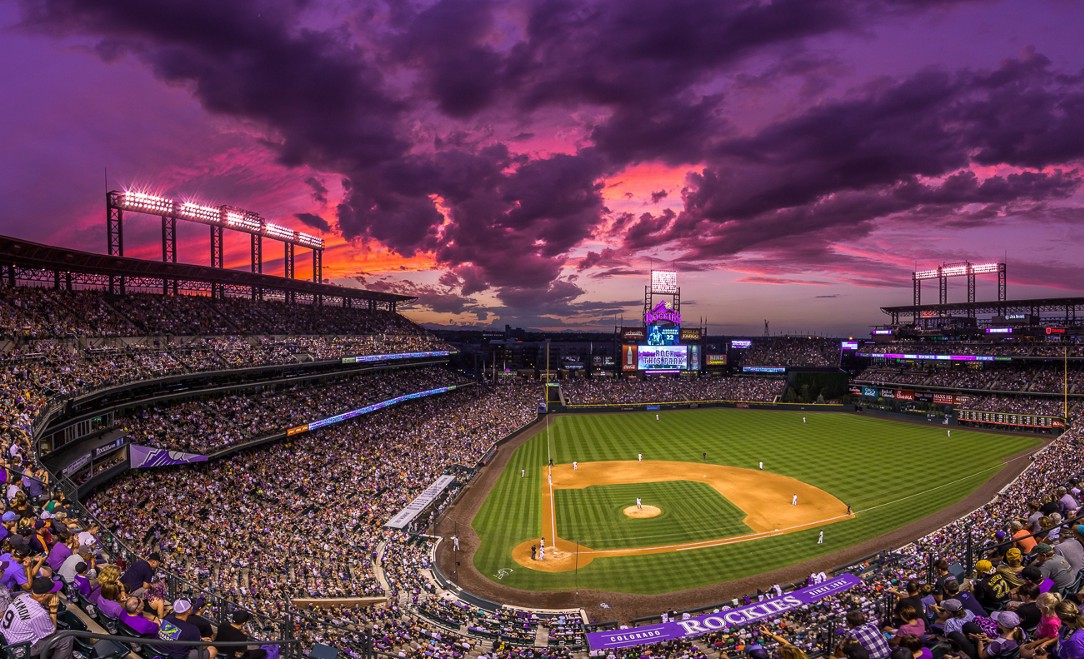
[1,594,55,645]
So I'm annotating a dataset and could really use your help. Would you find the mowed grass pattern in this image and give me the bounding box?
[471,409,1042,594]
[555,481,751,550]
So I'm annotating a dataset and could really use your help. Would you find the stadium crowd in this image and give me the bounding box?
[741,338,842,368]
[8,283,1084,659]
[856,364,1084,397]
[116,367,465,454]
[562,377,782,405]
[862,341,1084,359]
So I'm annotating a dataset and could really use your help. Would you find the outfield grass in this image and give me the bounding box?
[555,480,751,550]
[470,408,1042,595]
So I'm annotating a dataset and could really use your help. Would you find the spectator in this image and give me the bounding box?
[0,576,71,659]
[155,598,217,659]
[844,610,891,659]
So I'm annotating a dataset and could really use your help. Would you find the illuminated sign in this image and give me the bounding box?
[933,393,956,405]
[841,341,859,350]
[957,409,1064,429]
[644,300,681,325]
[680,328,702,341]
[730,340,752,349]
[742,366,785,374]
[706,354,728,366]
[341,350,450,364]
[985,327,1013,334]
[646,325,680,346]
[872,329,893,335]
[622,345,638,371]
[651,270,678,294]
[895,390,915,401]
[688,345,700,371]
[637,345,688,371]
[858,352,1013,362]
[862,386,879,398]
[1046,327,1066,335]
[621,327,646,341]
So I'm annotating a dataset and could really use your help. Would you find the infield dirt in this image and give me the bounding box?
[513,460,850,572]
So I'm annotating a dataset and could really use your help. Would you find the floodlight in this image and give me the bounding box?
[179,202,221,224]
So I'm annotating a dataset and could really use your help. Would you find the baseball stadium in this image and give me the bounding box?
[2,214,1084,659]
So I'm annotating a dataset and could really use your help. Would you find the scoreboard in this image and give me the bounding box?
[957,409,1065,429]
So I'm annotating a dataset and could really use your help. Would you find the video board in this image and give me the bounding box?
[637,345,688,371]
[646,324,680,345]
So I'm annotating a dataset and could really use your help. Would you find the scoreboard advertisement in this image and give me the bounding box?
[637,345,688,371]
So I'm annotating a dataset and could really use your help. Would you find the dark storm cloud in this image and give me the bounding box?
[304,177,329,205]
[294,212,331,233]
[658,55,1084,261]
[17,0,1084,320]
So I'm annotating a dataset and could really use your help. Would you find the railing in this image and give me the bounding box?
[36,629,306,659]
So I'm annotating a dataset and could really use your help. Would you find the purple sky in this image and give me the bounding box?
[2,0,1083,336]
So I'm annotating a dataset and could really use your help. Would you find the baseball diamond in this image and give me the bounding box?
[453,407,1041,611]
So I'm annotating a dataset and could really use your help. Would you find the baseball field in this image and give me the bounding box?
[469,408,1041,595]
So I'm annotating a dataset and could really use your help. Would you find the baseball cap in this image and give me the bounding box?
[976,560,995,575]
[231,610,252,625]
[941,599,963,612]
[992,611,1021,629]
[1006,548,1022,561]
[173,599,193,615]
[31,577,63,595]
[994,530,1007,541]
[746,644,769,659]
[39,512,53,520]
[1,512,16,523]
[1034,543,1053,555]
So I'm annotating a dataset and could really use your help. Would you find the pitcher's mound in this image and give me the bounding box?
[623,505,661,518]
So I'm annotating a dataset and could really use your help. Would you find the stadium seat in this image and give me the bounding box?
[310,643,339,659]
[92,639,130,659]
[0,630,31,659]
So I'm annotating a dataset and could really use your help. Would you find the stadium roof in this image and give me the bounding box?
[0,234,413,304]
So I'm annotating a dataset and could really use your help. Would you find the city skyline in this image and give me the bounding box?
[2,0,1083,336]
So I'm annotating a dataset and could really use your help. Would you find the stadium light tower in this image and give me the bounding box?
[911,261,1007,324]
[107,190,326,300]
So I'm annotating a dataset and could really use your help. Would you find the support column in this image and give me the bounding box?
[967,271,976,319]
[210,225,224,298]
[998,263,1007,317]
[912,274,921,325]
[251,234,263,300]
[163,216,178,295]
[107,201,124,295]
[284,242,295,303]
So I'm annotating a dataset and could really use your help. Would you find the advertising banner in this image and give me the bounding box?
[895,390,915,401]
[932,393,956,405]
[621,327,646,342]
[622,345,638,371]
[849,386,863,396]
[706,354,728,366]
[93,438,126,459]
[130,444,209,469]
[680,328,702,341]
[637,346,688,371]
[587,574,861,651]
[688,345,700,371]
[861,386,878,398]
